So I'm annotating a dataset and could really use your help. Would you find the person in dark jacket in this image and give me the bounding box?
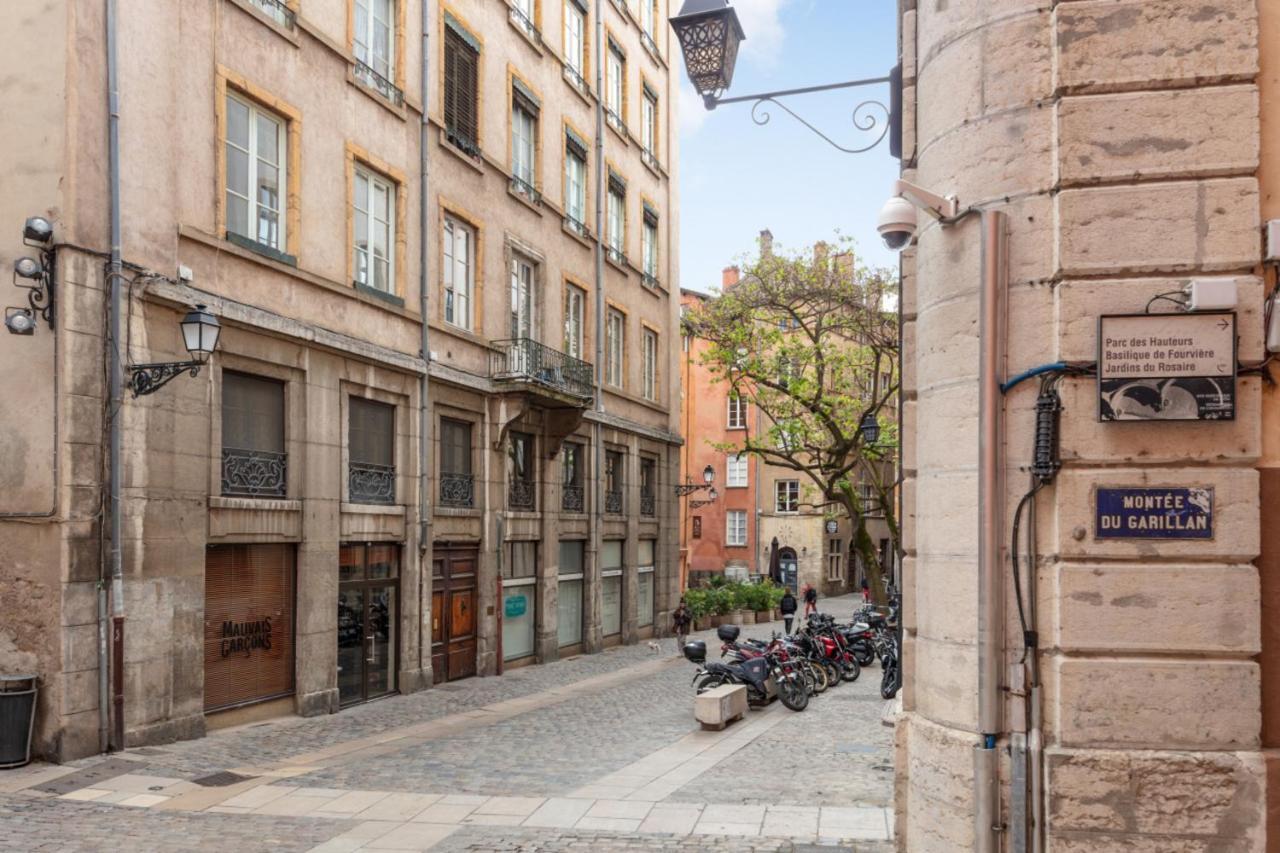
[672,598,692,651]
[780,589,798,634]
[803,583,819,616]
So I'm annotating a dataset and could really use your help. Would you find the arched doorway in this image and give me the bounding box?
[778,547,798,593]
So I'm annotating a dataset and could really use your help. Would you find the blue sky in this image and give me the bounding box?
[677,0,900,292]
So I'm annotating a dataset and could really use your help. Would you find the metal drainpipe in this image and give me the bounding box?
[974,209,1008,853]
[418,0,433,685]
[590,0,606,648]
[105,0,126,753]
[1027,480,1044,853]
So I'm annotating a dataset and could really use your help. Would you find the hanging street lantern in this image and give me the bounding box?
[669,0,745,108]
[126,303,222,397]
[859,412,881,447]
[179,303,222,364]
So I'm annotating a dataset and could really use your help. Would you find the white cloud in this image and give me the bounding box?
[678,78,708,134]
[734,0,789,69]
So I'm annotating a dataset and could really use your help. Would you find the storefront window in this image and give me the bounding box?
[503,541,537,660]
[637,539,655,627]
[558,540,585,647]
[602,539,623,636]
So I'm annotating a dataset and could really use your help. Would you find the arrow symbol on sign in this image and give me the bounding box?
[1218,364,1228,373]
[1217,319,1229,330]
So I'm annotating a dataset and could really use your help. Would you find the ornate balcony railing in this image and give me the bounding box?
[605,490,623,515]
[509,478,536,511]
[562,484,585,513]
[490,337,594,401]
[510,175,542,205]
[349,462,395,505]
[564,214,589,239]
[642,273,660,290]
[640,492,656,517]
[222,448,287,498]
[509,5,542,44]
[249,0,295,29]
[439,472,475,508]
[353,58,404,106]
[446,127,482,159]
[606,246,629,268]
[563,64,588,93]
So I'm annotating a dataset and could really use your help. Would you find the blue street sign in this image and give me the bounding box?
[1095,487,1213,540]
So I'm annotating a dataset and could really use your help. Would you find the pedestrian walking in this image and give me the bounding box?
[803,583,818,616]
[861,576,871,603]
[780,588,798,634]
[672,598,692,652]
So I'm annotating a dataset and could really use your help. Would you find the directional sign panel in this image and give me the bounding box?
[1097,312,1236,421]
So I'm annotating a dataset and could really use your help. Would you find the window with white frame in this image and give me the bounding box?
[354,0,395,83]
[511,0,537,35]
[224,92,286,251]
[353,165,395,293]
[637,539,655,628]
[511,92,538,196]
[641,86,658,159]
[726,510,747,547]
[826,538,844,582]
[563,0,586,81]
[442,216,473,330]
[607,174,626,259]
[564,284,585,359]
[726,453,748,488]
[642,328,657,401]
[606,309,624,387]
[727,394,746,429]
[606,41,625,129]
[776,479,799,513]
[642,208,658,281]
[564,131,588,231]
[640,0,656,38]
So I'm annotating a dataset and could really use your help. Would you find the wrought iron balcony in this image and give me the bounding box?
[248,0,295,28]
[222,447,287,498]
[509,478,536,511]
[563,65,588,93]
[510,175,542,205]
[353,59,404,106]
[562,484,585,513]
[446,128,481,159]
[606,246,629,268]
[605,490,623,515]
[439,472,475,508]
[640,491,656,517]
[349,462,395,505]
[509,5,542,44]
[564,214,589,239]
[490,338,593,402]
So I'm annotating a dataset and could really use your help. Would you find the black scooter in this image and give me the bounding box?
[683,627,808,712]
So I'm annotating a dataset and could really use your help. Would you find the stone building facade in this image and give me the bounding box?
[897,0,1268,850]
[0,0,680,762]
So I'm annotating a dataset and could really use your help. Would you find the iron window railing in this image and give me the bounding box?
[605,108,626,135]
[605,490,623,515]
[490,337,594,401]
[510,175,543,205]
[349,461,396,505]
[509,478,536,511]
[640,31,658,57]
[222,448,287,498]
[353,59,404,106]
[446,128,482,159]
[562,484,585,513]
[642,148,660,171]
[563,64,588,93]
[439,472,475,508]
[564,214,589,238]
[248,0,296,29]
[509,5,542,44]
[640,492,656,517]
[642,273,660,290]
[607,246,629,268]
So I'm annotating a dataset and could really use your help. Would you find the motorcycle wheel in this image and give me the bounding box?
[822,660,842,687]
[808,661,829,694]
[697,673,727,694]
[777,676,809,711]
[839,656,861,683]
[880,663,899,700]
[853,644,876,668]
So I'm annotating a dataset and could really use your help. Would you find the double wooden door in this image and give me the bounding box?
[432,546,478,683]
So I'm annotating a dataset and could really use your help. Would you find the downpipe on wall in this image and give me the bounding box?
[418,0,433,686]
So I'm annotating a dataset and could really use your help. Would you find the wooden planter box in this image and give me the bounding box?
[755,610,771,623]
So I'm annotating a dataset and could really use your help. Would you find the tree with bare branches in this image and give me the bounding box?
[683,237,900,605]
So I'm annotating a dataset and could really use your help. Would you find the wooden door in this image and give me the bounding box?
[432,546,478,683]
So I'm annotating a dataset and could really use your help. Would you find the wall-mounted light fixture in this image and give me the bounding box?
[6,216,55,335]
[675,463,716,497]
[125,304,221,396]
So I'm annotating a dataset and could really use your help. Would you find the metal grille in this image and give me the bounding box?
[563,65,588,92]
[605,490,623,515]
[509,478,536,511]
[607,247,629,268]
[439,472,475,508]
[642,273,660,289]
[564,215,589,238]
[349,462,395,505]
[222,448,287,498]
[490,337,594,401]
[508,5,542,44]
[562,484,585,513]
[248,0,295,28]
[605,108,627,135]
[510,176,543,205]
[640,492,656,517]
[353,58,404,105]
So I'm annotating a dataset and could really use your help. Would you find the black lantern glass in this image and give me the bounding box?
[702,463,715,484]
[180,304,221,364]
[669,0,745,104]
[859,412,881,446]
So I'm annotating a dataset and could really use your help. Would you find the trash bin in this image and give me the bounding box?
[0,675,37,769]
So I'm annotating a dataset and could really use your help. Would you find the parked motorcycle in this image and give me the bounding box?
[684,627,809,711]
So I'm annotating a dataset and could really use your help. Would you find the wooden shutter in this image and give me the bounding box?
[204,544,296,712]
[444,29,460,133]
[350,397,394,466]
[458,42,478,143]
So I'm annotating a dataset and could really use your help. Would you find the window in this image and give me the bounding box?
[353,166,395,293]
[642,206,658,283]
[776,479,800,514]
[691,516,702,539]
[221,372,286,498]
[726,453,748,488]
[442,216,473,330]
[641,86,658,163]
[511,0,538,38]
[727,394,746,429]
[511,84,539,199]
[564,131,588,232]
[508,432,535,510]
[638,539,655,628]
[605,449,624,514]
[503,541,537,660]
[558,540,585,647]
[601,539,623,636]
[726,510,747,547]
[562,441,585,512]
[640,0,656,39]
[859,483,883,517]
[563,0,587,86]
[349,398,395,505]
[355,0,394,92]
[606,309,624,388]
[439,418,474,508]
[509,255,535,340]
[827,539,844,582]
[607,172,626,262]
[640,457,656,516]
[224,92,286,251]
[605,40,625,130]
[443,22,480,154]
[564,284,585,358]
[642,329,657,401]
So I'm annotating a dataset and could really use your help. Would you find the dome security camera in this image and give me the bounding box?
[877,195,918,251]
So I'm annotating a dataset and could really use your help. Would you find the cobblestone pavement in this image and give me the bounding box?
[0,596,893,851]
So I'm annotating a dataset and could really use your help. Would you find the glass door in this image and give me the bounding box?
[338,543,400,706]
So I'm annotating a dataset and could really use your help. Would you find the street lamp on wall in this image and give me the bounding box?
[125,304,221,397]
[675,463,716,498]
[859,412,881,447]
[690,486,718,509]
[6,216,56,335]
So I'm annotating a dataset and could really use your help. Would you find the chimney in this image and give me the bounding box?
[722,266,741,289]
[759,229,774,258]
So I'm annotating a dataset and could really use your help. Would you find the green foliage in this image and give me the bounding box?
[707,574,728,589]
[707,586,734,615]
[682,589,710,619]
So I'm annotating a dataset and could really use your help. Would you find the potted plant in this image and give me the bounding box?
[684,589,709,631]
[752,582,773,623]
[767,584,785,621]
[711,587,734,626]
